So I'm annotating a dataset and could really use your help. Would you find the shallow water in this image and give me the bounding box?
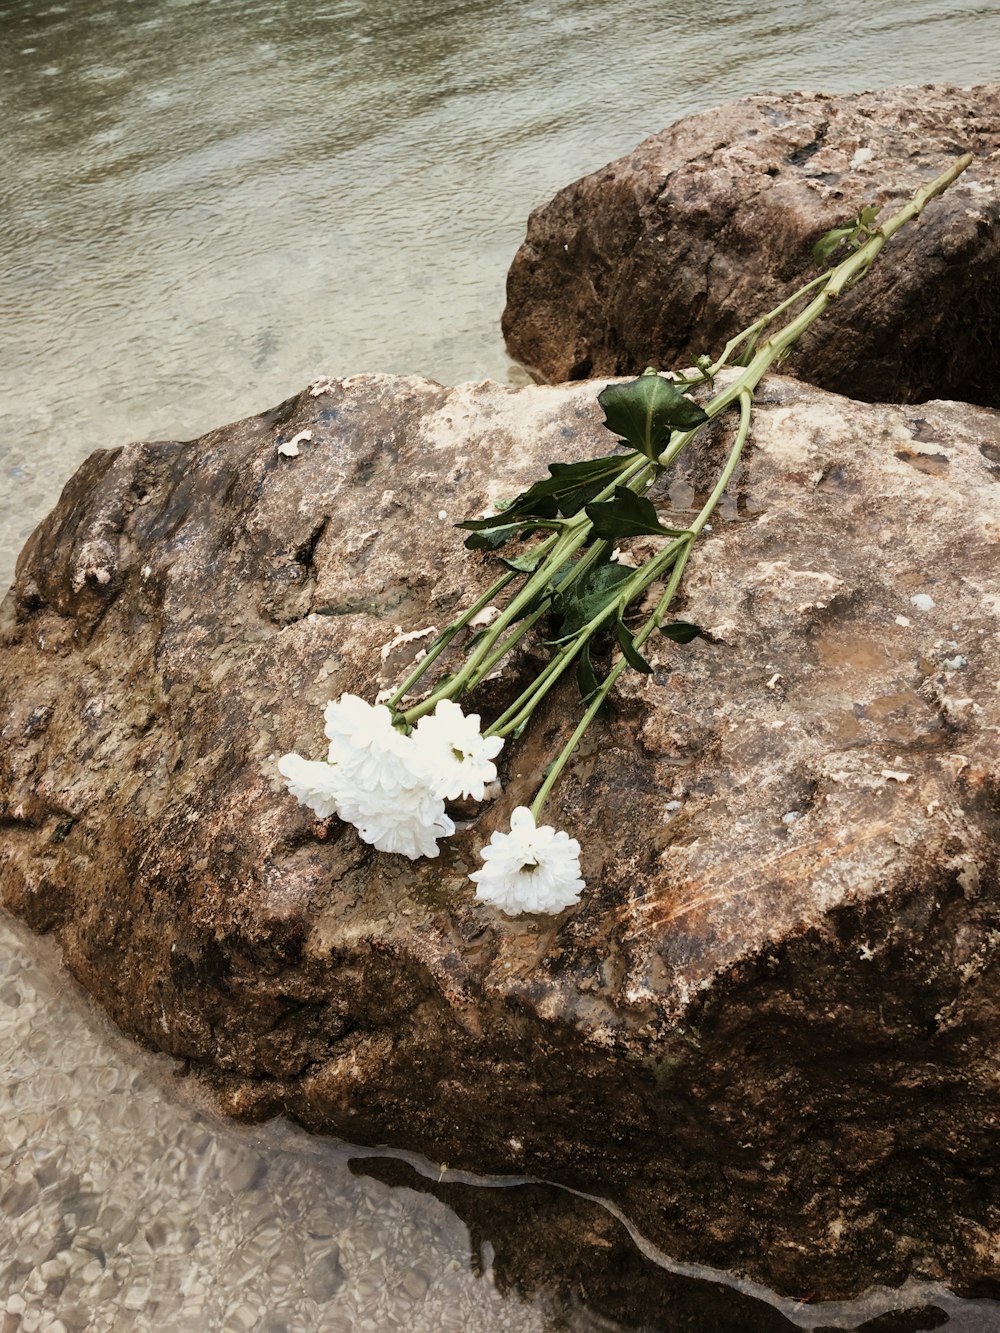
[3,0,1000,1327]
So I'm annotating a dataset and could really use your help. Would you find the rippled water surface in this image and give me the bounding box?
[3,0,1000,1327]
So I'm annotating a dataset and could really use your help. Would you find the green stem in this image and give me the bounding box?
[401,456,649,723]
[707,154,972,418]
[530,389,754,817]
[652,155,971,472]
[462,537,614,695]
[386,567,521,708]
[707,273,830,378]
[488,536,689,740]
[402,524,583,723]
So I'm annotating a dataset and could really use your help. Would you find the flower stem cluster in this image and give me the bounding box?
[277,156,971,914]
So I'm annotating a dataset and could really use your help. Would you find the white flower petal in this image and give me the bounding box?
[413,699,504,801]
[354,784,455,859]
[470,807,584,915]
[280,693,460,861]
[277,752,342,820]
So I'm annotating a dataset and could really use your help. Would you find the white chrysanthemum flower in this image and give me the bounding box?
[280,693,458,860]
[354,784,456,859]
[413,699,504,801]
[323,693,410,786]
[470,806,585,915]
[276,753,343,820]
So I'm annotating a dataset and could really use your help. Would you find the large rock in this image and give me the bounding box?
[2,372,1000,1300]
[502,85,1000,406]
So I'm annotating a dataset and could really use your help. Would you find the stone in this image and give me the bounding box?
[1,372,1000,1300]
[502,85,1000,406]
[353,1154,814,1329]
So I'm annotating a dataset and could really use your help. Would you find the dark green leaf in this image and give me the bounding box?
[659,620,704,644]
[554,562,635,639]
[615,619,653,674]
[586,486,685,540]
[505,558,581,626]
[464,522,524,551]
[547,454,633,515]
[457,495,560,531]
[576,642,602,701]
[544,559,582,593]
[457,454,631,531]
[598,371,709,461]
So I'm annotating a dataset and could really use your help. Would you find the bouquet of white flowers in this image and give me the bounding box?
[279,156,971,915]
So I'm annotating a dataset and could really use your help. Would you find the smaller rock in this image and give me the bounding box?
[503,85,1000,406]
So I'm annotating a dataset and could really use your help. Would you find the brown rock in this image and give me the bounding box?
[351,1156,801,1330]
[2,372,1000,1300]
[502,85,1000,406]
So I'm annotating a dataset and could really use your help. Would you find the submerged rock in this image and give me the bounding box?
[502,85,1000,406]
[2,373,1000,1300]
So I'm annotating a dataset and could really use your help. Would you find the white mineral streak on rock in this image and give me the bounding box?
[278,428,312,457]
[743,558,846,616]
[379,624,438,663]
[911,593,936,612]
[344,528,378,555]
[468,605,499,629]
[849,145,874,169]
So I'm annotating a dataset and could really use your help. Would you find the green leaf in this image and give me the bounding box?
[813,204,881,267]
[456,454,632,531]
[464,522,524,551]
[615,619,653,674]
[501,549,544,572]
[659,620,704,644]
[554,562,635,639]
[586,486,686,540]
[812,225,854,267]
[457,496,560,531]
[576,642,602,701]
[598,371,709,461]
[547,454,634,515]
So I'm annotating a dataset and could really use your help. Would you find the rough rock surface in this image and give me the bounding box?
[2,373,1000,1300]
[502,85,1000,406]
